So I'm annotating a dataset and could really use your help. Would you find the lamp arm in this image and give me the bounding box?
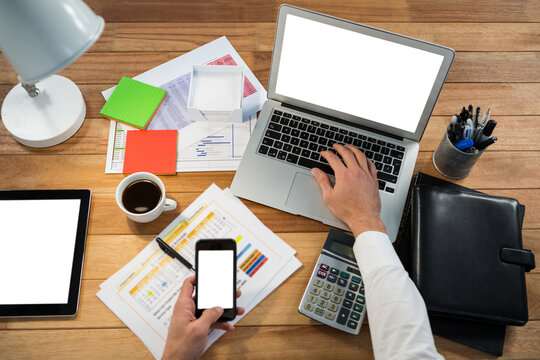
[21,83,40,97]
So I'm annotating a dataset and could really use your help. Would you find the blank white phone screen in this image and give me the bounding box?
[0,199,81,304]
[275,14,445,133]
[197,250,234,309]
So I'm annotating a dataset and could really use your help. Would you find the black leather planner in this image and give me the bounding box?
[396,172,534,356]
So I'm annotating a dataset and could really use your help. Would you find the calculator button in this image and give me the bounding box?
[330,267,340,275]
[331,294,342,304]
[334,287,345,296]
[340,271,350,279]
[323,283,334,292]
[350,312,361,321]
[343,299,353,309]
[348,282,359,291]
[345,291,355,301]
[347,266,361,276]
[327,274,338,283]
[347,319,358,329]
[359,286,365,295]
[304,302,315,312]
[317,299,328,308]
[310,287,321,296]
[313,278,324,287]
[320,263,330,271]
[321,290,331,300]
[307,294,317,303]
[354,303,364,313]
[338,278,348,287]
[316,270,327,279]
[324,311,336,321]
[337,308,350,325]
[356,295,365,304]
[328,303,339,312]
[351,275,362,284]
[314,307,325,316]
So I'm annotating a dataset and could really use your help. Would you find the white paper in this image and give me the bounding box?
[97,185,301,359]
[102,36,267,174]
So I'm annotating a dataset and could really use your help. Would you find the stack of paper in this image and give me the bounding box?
[103,37,267,173]
[97,185,302,359]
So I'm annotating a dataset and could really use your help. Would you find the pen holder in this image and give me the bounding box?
[432,130,485,179]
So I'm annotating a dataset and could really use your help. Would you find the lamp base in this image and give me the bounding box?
[1,75,86,148]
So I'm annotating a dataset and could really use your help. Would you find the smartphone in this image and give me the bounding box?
[195,239,237,321]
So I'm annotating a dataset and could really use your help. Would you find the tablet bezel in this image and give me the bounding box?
[0,189,91,317]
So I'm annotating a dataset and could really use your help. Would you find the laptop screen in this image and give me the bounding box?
[274,14,445,133]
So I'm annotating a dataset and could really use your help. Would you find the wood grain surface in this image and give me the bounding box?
[1,0,539,358]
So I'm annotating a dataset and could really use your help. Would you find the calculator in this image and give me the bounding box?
[298,229,366,335]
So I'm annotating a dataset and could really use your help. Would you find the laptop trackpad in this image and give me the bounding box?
[285,172,337,220]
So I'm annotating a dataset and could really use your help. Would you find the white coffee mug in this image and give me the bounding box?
[116,172,177,223]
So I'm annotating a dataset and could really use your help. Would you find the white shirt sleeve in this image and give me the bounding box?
[353,231,443,360]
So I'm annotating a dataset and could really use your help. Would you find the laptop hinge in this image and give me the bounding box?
[281,102,404,141]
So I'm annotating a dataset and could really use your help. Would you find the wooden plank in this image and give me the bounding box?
[2,83,540,119]
[2,272,538,330]
[2,52,540,85]
[82,0,540,23]
[1,322,540,359]
[2,115,536,155]
[1,151,539,193]
[89,23,540,53]
[85,0,276,22]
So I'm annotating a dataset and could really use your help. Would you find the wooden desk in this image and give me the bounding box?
[1,1,539,358]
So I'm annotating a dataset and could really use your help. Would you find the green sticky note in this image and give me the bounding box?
[100,77,166,129]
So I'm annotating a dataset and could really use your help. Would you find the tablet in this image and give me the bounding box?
[0,190,91,317]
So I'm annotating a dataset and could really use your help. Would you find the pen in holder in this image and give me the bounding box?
[432,129,485,179]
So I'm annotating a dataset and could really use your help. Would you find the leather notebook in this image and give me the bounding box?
[411,185,532,325]
[395,172,534,356]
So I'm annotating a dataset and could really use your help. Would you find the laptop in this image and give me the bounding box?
[231,5,454,242]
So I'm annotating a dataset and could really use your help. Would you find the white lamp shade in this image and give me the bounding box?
[0,0,104,84]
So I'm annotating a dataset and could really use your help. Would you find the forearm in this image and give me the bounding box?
[353,232,442,360]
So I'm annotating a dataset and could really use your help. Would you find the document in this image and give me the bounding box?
[97,185,301,359]
[103,36,267,173]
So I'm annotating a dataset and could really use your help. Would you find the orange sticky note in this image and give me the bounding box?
[123,130,177,175]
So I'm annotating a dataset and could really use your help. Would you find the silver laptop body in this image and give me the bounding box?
[231,5,454,242]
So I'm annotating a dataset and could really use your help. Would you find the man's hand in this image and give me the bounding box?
[162,276,245,360]
[312,144,386,237]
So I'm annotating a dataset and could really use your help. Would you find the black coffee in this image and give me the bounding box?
[122,179,162,214]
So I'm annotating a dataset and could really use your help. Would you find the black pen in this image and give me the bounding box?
[156,237,195,272]
[476,136,497,151]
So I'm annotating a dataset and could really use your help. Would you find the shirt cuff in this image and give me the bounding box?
[353,231,403,278]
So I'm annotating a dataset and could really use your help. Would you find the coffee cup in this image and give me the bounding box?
[116,172,177,223]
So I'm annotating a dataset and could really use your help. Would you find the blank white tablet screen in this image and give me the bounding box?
[0,199,81,304]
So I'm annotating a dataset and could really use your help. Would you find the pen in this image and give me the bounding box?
[474,106,480,128]
[476,136,497,151]
[463,124,472,139]
[480,108,491,126]
[156,237,195,272]
[456,139,474,151]
[482,119,497,137]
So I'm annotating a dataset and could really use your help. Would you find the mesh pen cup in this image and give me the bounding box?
[432,131,485,179]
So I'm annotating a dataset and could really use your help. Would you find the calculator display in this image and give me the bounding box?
[330,241,355,259]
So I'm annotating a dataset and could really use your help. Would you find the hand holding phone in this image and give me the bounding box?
[195,239,237,321]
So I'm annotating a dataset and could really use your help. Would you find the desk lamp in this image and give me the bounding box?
[0,0,104,147]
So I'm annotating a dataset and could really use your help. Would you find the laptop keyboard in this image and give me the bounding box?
[257,110,405,194]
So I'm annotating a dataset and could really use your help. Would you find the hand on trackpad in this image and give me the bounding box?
[285,172,340,222]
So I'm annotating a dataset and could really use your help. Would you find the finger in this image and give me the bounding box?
[212,322,235,331]
[236,290,242,298]
[311,168,333,196]
[366,157,377,179]
[345,145,369,173]
[237,307,245,316]
[334,144,359,169]
[197,306,224,328]
[320,150,346,174]
[179,276,195,300]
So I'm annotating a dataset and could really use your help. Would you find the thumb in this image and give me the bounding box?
[197,306,224,328]
[311,168,333,196]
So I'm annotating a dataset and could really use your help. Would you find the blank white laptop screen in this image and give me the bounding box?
[0,199,81,304]
[275,14,445,133]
